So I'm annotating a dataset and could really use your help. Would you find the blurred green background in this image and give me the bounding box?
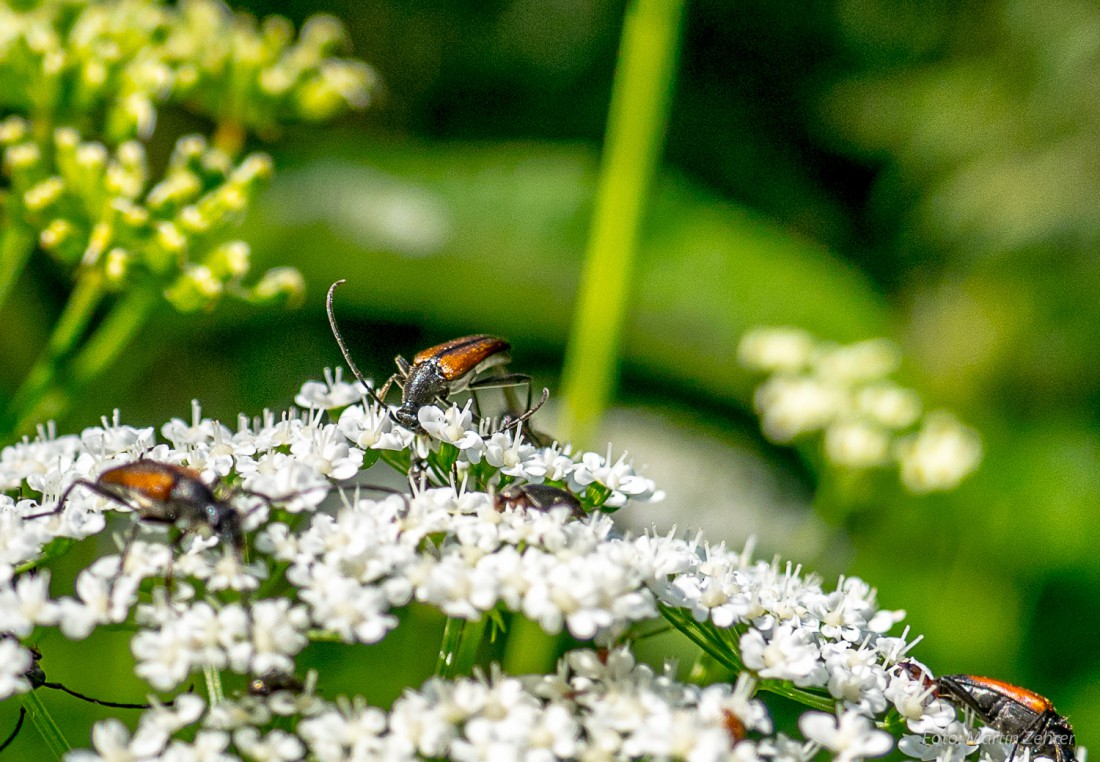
[4,0,1100,754]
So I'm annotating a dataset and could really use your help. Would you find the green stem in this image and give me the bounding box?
[757,680,836,712]
[4,269,107,429]
[557,0,686,446]
[0,218,35,313]
[10,284,159,436]
[659,605,837,712]
[203,665,225,706]
[688,651,727,685]
[23,689,69,759]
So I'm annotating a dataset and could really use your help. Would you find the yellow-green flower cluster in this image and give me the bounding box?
[739,327,982,493]
[1,118,299,311]
[0,0,374,143]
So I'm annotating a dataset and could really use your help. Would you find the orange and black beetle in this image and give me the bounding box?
[937,674,1075,762]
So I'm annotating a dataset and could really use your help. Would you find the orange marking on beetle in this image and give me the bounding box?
[417,335,510,381]
[960,676,1054,714]
[98,462,193,503]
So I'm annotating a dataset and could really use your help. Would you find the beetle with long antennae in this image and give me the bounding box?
[0,639,151,753]
[21,460,329,588]
[326,280,548,432]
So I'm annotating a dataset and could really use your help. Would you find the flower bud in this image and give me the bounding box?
[249,266,305,307]
[164,264,224,312]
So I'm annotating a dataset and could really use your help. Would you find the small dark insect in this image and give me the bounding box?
[247,671,305,697]
[892,660,935,691]
[493,482,586,520]
[0,639,149,753]
[326,280,547,432]
[936,674,1075,762]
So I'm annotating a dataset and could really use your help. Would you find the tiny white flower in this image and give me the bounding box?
[799,709,893,761]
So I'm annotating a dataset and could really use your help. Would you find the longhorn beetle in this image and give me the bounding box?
[936,674,1076,762]
[326,280,548,432]
[22,460,329,589]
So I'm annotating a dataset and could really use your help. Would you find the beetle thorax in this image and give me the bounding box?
[398,360,449,427]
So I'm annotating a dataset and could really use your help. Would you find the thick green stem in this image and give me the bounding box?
[23,689,69,759]
[557,0,686,446]
[9,284,159,436]
[0,218,35,313]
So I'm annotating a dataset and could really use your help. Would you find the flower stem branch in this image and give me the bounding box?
[4,269,106,433]
[9,284,159,436]
[435,617,468,678]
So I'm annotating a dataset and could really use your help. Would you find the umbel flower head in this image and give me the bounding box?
[0,366,1046,761]
[0,122,295,311]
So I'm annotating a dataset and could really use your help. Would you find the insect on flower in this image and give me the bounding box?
[326,280,548,432]
[22,460,321,577]
[0,639,150,753]
[494,482,586,520]
[936,674,1076,762]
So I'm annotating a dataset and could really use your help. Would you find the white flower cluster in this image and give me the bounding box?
[739,327,982,493]
[0,370,1007,761]
[66,648,896,762]
[0,373,662,692]
[648,535,913,716]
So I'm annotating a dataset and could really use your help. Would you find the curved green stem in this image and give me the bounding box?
[23,689,69,759]
[557,0,686,446]
[659,604,837,712]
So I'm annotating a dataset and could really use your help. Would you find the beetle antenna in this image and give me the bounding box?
[42,681,151,709]
[326,280,391,412]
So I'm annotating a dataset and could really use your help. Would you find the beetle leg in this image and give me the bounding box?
[466,371,533,423]
[377,371,402,401]
[0,706,25,753]
[467,372,533,393]
[22,479,115,521]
